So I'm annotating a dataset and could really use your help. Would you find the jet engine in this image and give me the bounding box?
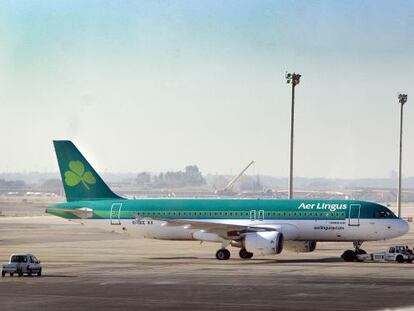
[244,231,284,256]
[284,241,317,253]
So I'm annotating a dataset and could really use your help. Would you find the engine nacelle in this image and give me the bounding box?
[284,241,317,253]
[244,231,284,256]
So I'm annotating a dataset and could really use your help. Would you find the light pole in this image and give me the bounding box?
[285,72,301,199]
[397,94,407,217]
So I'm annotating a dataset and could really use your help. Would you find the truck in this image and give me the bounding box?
[2,253,42,277]
[356,246,414,263]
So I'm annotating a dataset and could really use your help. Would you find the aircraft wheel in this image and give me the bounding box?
[355,249,366,262]
[216,249,231,260]
[239,248,253,259]
[341,250,356,262]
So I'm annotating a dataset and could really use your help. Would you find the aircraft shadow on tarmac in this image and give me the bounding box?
[37,275,77,278]
[147,256,342,263]
[149,257,199,260]
[245,257,342,264]
[3,275,76,278]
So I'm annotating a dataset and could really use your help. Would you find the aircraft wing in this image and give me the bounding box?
[155,218,279,239]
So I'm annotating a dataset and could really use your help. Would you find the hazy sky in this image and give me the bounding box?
[1,0,413,178]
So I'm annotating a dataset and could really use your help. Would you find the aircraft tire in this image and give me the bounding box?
[216,249,231,260]
[239,249,253,259]
[341,250,356,262]
[355,249,366,262]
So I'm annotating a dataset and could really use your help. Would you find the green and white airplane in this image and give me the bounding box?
[47,141,410,261]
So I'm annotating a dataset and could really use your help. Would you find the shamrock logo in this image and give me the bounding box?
[64,161,96,190]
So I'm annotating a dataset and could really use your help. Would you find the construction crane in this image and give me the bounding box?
[215,161,255,195]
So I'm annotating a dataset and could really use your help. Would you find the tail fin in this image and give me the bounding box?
[53,140,122,202]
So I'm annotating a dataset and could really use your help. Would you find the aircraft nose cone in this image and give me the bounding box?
[398,219,410,235]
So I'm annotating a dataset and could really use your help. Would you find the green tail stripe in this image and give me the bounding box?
[53,140,123,202]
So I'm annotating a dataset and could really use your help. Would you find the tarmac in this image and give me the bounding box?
[0,206,414,310]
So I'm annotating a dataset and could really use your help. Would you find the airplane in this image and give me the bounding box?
[47,141,410,261]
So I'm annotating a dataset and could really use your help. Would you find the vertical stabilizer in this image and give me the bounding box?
[53,140,123,202]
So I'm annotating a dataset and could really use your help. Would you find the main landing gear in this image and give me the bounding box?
[215,240,254,261]
[215,248,254,260]
[239,248,253,259]
[341,241,367,262]
[216,249,231,260]
[216,240,233,260]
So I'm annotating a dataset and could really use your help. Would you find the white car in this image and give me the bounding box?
[356,245,414,263]
[2,253,42,277]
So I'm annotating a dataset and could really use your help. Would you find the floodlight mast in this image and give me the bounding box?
[397,94,407,217]
[285,72,301,199]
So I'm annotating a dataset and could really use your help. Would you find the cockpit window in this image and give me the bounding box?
[375,210,396,218]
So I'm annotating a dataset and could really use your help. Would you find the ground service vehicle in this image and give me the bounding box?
[2,253,42,277]
[355,245,414,263]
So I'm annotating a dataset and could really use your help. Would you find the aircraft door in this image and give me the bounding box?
[348,204,361,226]
[258,210,265,221]
[110,203,122,225]
[250,210,256,221]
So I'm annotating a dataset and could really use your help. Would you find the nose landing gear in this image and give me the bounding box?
[341,241,366,262]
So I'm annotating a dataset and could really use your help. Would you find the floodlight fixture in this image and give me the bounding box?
[399,94,407,105]
[285,72,301,86]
